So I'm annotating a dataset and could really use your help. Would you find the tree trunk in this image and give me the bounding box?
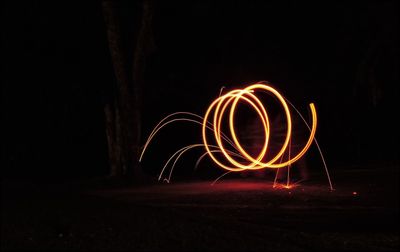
[102,0,155,183]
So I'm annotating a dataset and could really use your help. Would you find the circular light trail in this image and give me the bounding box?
[139,81,332,190]
[201,83,318,172]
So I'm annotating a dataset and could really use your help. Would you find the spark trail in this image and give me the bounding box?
[140,82,333,190]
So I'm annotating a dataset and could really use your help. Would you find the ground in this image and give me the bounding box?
[1,166,398,251]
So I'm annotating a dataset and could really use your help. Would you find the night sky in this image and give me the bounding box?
[2,1,399,180]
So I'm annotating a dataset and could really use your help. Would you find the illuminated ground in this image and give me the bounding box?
[1,167,398,251]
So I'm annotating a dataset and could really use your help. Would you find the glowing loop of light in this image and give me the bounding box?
[201,83,317,172]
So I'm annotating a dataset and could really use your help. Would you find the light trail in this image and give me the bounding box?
[202,83,317,171]
[140,82,333,190]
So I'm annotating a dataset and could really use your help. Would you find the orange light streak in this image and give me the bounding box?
[139,81,333,190]
[202,83,317,172]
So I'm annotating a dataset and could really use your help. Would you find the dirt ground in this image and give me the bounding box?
[1,166,398,251]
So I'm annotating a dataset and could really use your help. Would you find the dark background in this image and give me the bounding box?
[2,1,399,181]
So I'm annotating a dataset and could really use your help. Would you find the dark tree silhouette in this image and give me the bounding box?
[102,0,155,183]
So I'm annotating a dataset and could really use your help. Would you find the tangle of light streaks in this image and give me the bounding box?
[202,83,316,171]
[140,82,333,190]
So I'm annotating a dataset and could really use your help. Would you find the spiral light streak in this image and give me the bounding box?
[140,82,332,190]
[202,83,317,172]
